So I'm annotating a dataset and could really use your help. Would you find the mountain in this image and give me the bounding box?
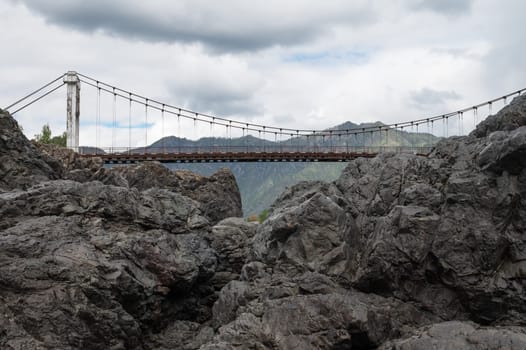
[145,121,441,216]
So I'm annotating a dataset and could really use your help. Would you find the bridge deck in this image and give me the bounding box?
[80,151,388,164]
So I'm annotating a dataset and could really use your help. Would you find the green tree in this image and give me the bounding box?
[34,124,52,143]
[50,132,67,147]
[34,124,67,147]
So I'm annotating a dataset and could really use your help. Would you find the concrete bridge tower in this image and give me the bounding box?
[64,71,80,150]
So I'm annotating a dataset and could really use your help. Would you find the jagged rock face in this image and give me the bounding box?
[330,121,526,324]
[0,109,62,190]
[251,182,356,281]
[34,147,243,225]
[0,110,246,349]
[0,180,217,349]
[106,163,243,225]
[208,218,258,289]
[206,271,438,349]
[379,321,526,350]
[472,94,526,137]
[304,95,526,326]
[206,94,526,348]
[478,126,526,174]
[35,142,103,174]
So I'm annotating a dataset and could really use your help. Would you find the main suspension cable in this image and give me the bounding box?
[9,83,66,115]
[3,74,66,111]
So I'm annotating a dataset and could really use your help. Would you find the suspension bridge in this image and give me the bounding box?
[3,71,525,163]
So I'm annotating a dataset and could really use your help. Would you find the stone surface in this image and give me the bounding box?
[251,181,356,282]
[0,179,217,349]
[208,218,258,289]
[0,109,61,190]
[0,110,244,349]
[33,148,243,225]
[35,142,103,174]
[472,94,526,137]
[379,321,526,350]
[201,94,526,349]
[106,163,243,225]
[334,142,526,323]
[478,126,526,174]
[206,271,438,349]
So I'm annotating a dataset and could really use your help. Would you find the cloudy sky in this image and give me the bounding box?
[1,0,525,148]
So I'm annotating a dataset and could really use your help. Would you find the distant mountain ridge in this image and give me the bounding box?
[146,120,439,154]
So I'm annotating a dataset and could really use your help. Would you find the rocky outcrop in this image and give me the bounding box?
[251,181,355,282]
[35,142,103,174]
[34,146,243,225]
[379,321,526,350]
[106,163,243,225]
[206,271,438,349]
[478,126,526,174]
[472,94,526,137]
[0,179,217,349]
[329,123,526,325]
[204,94,526,348]
[208,218,257,289]
[0,109,62,190]
[0,110,244,349]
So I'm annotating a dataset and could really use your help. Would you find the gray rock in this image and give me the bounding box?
[206,272,438,349]
[330,102,526,324]
[0,110,61,190]
[107,163,243,225]
[2,90,526,349]
[0,180,209,233]
[0,179,218,349]
[379,321,526,350]
[34,143,242,226]
[478,126,526,174]
[251,182,356,281]
[149,321,214,350]
[35,142,103,174]
[472,94,526,137]
[209,218,258,289]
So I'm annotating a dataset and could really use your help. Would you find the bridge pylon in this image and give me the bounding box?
[64,71,80,151]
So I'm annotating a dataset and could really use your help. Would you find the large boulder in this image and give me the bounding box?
[379,321,526,350]
[0,109,62,190]
[35,142,103,174]
[471,94,526,137]
[205,271,438,349]
[0,110,239,349]
[250,181,356,282]
[208,218,258,289]
[0,179,217,349]
[478,126,526,174]
[105,163,243,225]
[332,96,526,324]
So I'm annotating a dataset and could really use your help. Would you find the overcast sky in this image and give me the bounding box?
[1,0,525,148]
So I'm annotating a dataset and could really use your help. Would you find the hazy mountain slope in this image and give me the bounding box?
[165,162,346,216]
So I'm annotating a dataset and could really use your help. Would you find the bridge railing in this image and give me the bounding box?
[78,145,434,156]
